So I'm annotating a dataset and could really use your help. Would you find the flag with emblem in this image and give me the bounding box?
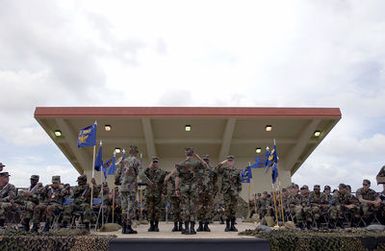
[77,122,97,148]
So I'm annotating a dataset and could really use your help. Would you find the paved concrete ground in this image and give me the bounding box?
[97,221,257,239]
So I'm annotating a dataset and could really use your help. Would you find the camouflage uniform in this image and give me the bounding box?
[115,145,141,234]
[140,157,166,232]
[309,185,323,226]
[356,184,380,220]
[63,175,98,229]
[216,155,241,232]
[0,172,16,227]
[165,172,183,231]
[19,175,42,231]
[175,149,201,234]
[43,176,65,232]
[196,155,217,232]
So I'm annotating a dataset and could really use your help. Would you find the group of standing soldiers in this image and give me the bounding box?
[249,179,383,229]
[114,146,242,234]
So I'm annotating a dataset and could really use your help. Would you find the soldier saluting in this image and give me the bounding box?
[115,145,141,234]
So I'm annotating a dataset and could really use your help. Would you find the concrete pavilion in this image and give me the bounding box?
[34,106,341,199]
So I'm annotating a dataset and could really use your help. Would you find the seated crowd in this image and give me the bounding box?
[249,179,383,229]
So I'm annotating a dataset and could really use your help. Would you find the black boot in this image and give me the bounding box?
[153,220,159,232]
[148,221,155,232]
[31,223,39,233]
[230,217,238,232]
[0,219,5,228]
[43,220,51,232]
[196,221,204,232]
[182,221,189,234]
[178,221,184,232]
[126,224,138,234]
[220,216,225,224]
[84,222,90,231]
[189,221,196,234]
[121,222,127,234]
[21,219,30,231]
[203,221,211,232]
[172,222,178,232]
[225,219,230,232]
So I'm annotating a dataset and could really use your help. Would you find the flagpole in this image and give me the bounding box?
[90,145,96,208]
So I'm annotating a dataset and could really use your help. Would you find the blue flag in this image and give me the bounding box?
[95,142,103,171]
[240,166,252,183]
[250,156,265,169]
[78,122,97,148]
[105,155,116,175]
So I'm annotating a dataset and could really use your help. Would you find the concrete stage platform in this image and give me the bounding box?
[97,222,269,251]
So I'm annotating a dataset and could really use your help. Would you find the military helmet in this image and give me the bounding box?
[52,175,61,183]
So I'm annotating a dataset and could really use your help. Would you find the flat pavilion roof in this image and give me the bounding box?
[34,107,341,176]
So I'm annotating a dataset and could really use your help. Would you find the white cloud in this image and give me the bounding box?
[0,0,385,189]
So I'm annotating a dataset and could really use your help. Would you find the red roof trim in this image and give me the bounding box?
[34,107,342,119]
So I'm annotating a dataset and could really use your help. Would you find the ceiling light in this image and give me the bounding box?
[54,130,62,137]
[255,147,261,154]
[114,147,121,153]
[265,125,272,132]
[314,130,321,137]
[105,125,111,131]
[185,125,191,132]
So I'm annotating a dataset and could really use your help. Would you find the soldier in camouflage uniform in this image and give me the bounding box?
[19,175,43,231]
[175,147,202,234]
[0,172,16,228]
[356,179,381,224]
[165,170,183,231]
[299,185,312,228]
[43,176,65,232]
[309,185,323,227]
[115,145,141,234]
[258,191,272,223]
[286,184,303,226]
[63,175,98,230]
[140,156,167,232]
[215,155,242,232]
[195,154,217,232]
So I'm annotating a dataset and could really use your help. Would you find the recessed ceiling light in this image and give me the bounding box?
[255,147,261,154]
[54,130,62,137]
[114,147,121,153]
[314,130,321,137]
[265,125,272,132]
[185,125,191,132]
[105,125,111,131]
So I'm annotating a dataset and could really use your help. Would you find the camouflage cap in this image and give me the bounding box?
[226,155,235,160]
[30,175,39,180]
[338,183,346,189]
[0,162,5,168]
[0,172,10,177]
[300,185,309,190]
[151,156,159,162]
[128,145,139,154]
[313,184,320,189]
[52,175,61,183]
[202,154,210,160]
[76,174,87,182]
[184,147,194,152]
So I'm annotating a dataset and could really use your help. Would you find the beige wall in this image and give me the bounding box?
[84,157,292,202]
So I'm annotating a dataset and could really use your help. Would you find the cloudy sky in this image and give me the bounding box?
[1,0,384,191]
